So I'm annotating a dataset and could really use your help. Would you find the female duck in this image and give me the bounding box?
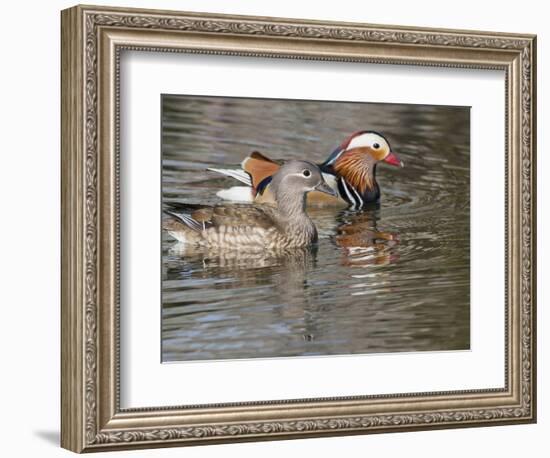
[164,160,336,250]
[209,131,403,209]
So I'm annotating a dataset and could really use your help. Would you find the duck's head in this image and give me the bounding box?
[269,161,336,216]
[324,131,404,193]
[274,160,336,197]
[340,131,403,167]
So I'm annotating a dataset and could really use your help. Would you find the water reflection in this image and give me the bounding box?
[161,95,470,362]
[168,243,317,294]
[335,210,400,267]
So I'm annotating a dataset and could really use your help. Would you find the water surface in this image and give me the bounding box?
[161,95,470,362]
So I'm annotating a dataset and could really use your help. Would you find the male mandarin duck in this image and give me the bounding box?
[163,160,336,250]
[209,131,404,209]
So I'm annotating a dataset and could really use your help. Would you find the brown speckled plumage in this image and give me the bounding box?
[165,203,317,250]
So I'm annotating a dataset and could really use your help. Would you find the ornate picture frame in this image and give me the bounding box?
[61,4,536,453]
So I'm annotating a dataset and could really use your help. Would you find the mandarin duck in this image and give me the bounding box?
[163,160,336,250]
[209,131,403,209]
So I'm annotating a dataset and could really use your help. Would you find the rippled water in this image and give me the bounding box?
[161,95,470,362]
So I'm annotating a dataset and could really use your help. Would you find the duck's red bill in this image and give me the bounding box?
[384,152,404,167]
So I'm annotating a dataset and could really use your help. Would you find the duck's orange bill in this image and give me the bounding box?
[384,152,404,167]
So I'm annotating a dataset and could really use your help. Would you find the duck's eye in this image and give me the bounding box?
[302,169,311,177]
[373,142,380,149]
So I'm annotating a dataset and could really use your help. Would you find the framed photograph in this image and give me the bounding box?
[61,4,537,453]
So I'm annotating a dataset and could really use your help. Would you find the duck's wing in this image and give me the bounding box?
[241,151,281,191]
[208,151,281,202]
[207,167,252,186]
[164,203,214,233]
[207,151,281,190]
[165,202,277,231]
[253,175,276,204]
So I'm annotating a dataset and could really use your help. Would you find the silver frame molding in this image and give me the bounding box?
[61,4,536,453]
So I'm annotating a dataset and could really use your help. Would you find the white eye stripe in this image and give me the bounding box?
[287,171,318,181]
[347,133,387,150]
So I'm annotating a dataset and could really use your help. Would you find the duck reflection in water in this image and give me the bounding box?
[168,242,317,277]
[164,242,321,343]
[333,209,399,267]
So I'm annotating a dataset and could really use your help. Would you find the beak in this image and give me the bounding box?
[383,151,404,167]
[315,181,337,197]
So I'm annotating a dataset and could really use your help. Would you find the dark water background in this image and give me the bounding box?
[161,95,470,362]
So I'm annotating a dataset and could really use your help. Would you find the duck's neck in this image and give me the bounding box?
[334,150,377,195]
[275,190,317,244]
[275,188,308,220]
[272,189,318,244]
